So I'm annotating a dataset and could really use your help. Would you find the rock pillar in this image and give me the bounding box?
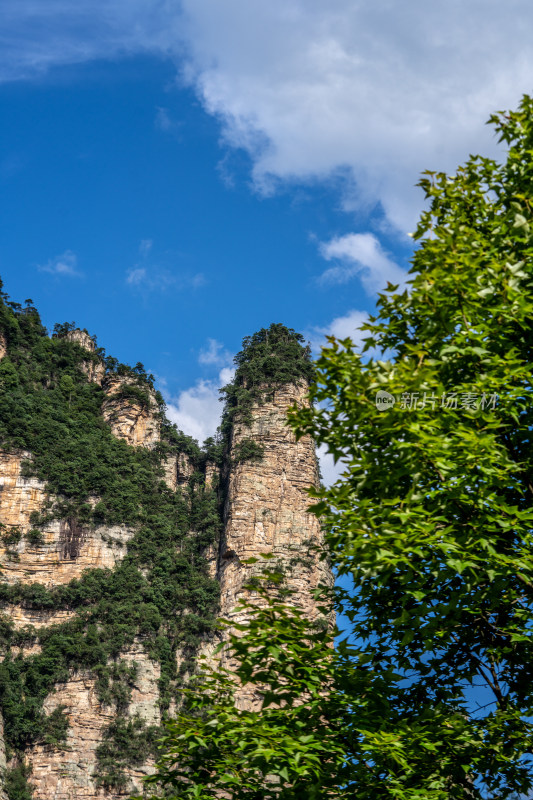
[217,381,332,701]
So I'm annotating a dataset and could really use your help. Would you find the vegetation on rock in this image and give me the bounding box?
[0,289,220,793]
[219,323,314,434]
[0,286,316,797]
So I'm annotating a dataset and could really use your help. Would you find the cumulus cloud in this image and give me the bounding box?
[308,308,369,354]
[198,338,233,368]
[37,249,81,277]
[166,367,348,482]
[317,443,346,488]
[319,232,406,294]
[177,0,533,230]
[4,2,533,231]
[165,366,235,443]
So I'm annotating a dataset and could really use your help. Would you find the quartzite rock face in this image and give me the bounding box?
[217,381,332,706]
[0,713,6,800]
[27,638,160,800]
[101,376,160,448]
[62,329,105,385]
[0,451,156,797]
[0,452,134,586]
[63,330,96,352]
[81,358,106,386]
[205,459,218,487]
[0,450,47,529]
[162,452,195,491]
[0,375,331,794]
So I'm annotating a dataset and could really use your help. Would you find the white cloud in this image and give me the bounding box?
[4,2,533,230]
[198,338,233,367]
[0,1,175,82]
[165,366,235,443]
[166,380,222,443]
[325,309,369,343]
[37,249,81,277]
[176,0,533,230]
[126,266,147,286]
[125,265,206,291]
[218,366,235,385]
[165,366,346,483]
[319,232,406,294]
[308,308,369,354]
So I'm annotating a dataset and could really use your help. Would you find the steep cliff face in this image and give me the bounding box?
[61,329,105,385]
[101,377,160,449]
[26,636,161,800]
[220,382,329,627]
[216,380,331,709]
[0,300,329,799]
[0,452,134,587]
[0,355,182,797]
[0,714,6,800]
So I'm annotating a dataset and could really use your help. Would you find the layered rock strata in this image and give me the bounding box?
[27,638,160,800]
[0,371,330,794]
[217,381,331,707]
[0,714,6,800]
[101,376,160,449]
[61,329,105,385]
[0,452,134,586]
[162,452,195,492]
[62,330,95,351]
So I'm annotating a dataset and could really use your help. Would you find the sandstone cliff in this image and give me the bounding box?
[101,376,160,449]
[218,381,331,707]
[0,367,166,798]
[0,310,329,799]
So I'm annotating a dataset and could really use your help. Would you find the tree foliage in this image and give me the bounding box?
[146,96,533,799]
[220,323,314,433]
[142,580,348,800]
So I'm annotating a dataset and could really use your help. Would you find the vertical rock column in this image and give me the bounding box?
[217,380,332,699]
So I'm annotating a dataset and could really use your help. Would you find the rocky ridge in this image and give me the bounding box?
[0,319,329,798]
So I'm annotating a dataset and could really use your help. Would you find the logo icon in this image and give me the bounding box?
[375,390,395,411]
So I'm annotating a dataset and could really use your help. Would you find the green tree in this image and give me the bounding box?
[143,579,348,800]
[292,95,533,797]
[144,95,533,799]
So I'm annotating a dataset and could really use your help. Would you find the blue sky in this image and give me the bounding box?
[2,0,533,459]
